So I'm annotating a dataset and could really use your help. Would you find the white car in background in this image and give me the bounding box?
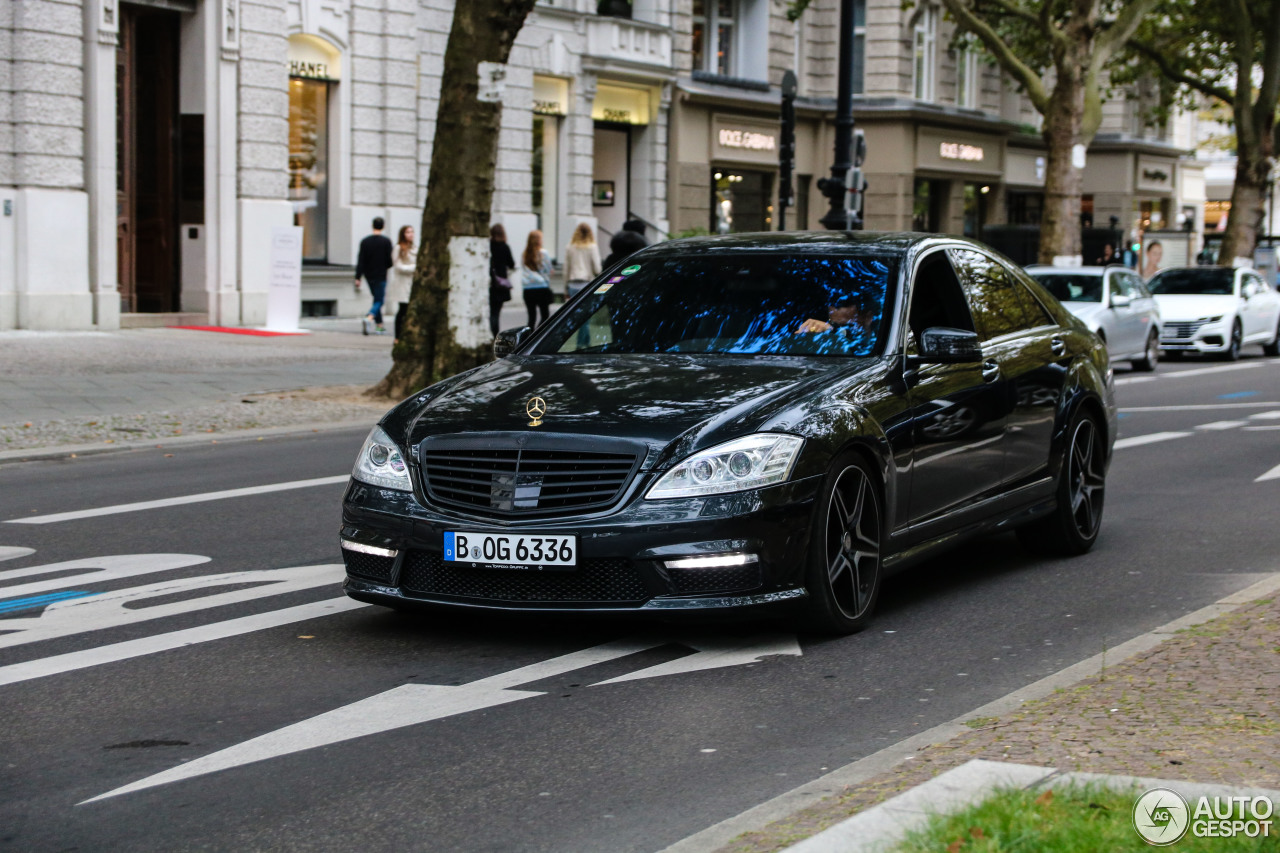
[1148,266,1280,360]
[1026,265,1162,371]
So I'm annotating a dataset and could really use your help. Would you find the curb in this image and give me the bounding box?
[659,570,1280,853]
[783,759,1280,852]
[0,419,376,465]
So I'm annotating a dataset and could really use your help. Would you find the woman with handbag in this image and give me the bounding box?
[520,230,553,329]
[489,223,516,336]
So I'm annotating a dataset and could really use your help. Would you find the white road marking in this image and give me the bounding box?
[1114,362,1263,386]
[1113,432,1193,450]
[82,635,802,803]
[0,563,345,650]
[0,554,211,600]
[593,634,802,685]
[1119,403,1280,412]
[0,546,36,563]
[1244,425,1280,431]
[1195,421,1249,431]
[1249,410,1280,419]
[0,597,368,687]
[1258,463,1280,482]
[4,475,350,525]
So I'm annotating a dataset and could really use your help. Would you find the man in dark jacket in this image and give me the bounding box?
[354,217,393,335]
[603,219,649,269]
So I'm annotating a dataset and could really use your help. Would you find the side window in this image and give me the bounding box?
[1108,272,1126,299]
[949,249,1051,339]
[908,250,977,349]
[1129,274,1153,299]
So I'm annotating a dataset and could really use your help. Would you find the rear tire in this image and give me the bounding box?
[1263,320,1280,357]
[799,452,884,635]
[1017,410,1107,556]
[1131,330,1159,372]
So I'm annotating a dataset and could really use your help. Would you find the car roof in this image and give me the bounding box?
[1148,265,1250,276]
[1025,266,1115,276]
[639,231,949,257]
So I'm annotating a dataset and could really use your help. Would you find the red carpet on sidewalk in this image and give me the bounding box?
[172,326,308,337]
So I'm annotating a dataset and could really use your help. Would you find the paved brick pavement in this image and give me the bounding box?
[718,593,1280,852]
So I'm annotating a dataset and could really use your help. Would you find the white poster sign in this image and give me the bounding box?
[266,226,304,332]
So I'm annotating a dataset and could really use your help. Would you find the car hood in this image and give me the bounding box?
[396,353,868,461]
[1062,302,1108,327]
[1152,293,1237,321]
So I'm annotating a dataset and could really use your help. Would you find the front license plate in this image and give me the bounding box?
[444,531,577,569]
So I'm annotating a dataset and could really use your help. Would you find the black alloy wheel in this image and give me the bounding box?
[1131,330,1159,372]
[1263,319,1280,357]
[802,453,883,634]
[1224,321,1243,361]
[1017,410,1107,556]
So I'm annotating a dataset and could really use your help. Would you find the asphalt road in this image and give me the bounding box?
[2,351,1279,852]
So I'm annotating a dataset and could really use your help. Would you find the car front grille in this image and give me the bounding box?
[1162,320,1207,340]
[421,446,639,519]
[399,551,649,604]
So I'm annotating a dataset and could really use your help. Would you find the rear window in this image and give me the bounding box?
[531,253,899,357]
[1029,272,1103,303]
[1148,268,1235,295]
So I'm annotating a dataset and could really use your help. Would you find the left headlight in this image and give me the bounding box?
[646,433,804,500]
[352,425,412,491]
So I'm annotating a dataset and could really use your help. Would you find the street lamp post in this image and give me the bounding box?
[818,0,859,230]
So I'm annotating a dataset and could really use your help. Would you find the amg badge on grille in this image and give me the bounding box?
[526,396,547,427]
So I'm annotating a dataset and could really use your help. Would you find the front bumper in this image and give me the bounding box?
[339,475,821,616]
[1160,320,1229,353]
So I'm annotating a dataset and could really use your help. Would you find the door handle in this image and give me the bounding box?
[1050,337,1067,356]
[982,359,1001,382]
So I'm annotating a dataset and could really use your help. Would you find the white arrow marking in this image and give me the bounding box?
[1113,431,1192,450]
[0,553,212,600]
[82,634,803,803]
[0,563,343,650]
[81,638,661,803]
[0,546,36,563]
[5,475,349,524]
[592,633,803,685]
[1258,463,1280,482]
[1250,410,1280,420]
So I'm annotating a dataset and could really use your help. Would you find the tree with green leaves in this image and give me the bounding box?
[938,0,1158,264]
[1125,0,1280,265]
[371,0,539,400]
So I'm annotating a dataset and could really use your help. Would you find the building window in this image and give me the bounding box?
[913,6,936,102]
[289,76,330,263]
[913,178,945,232]
[956,47,978,108]
[792,16,805,93]
[1007,191,1043,225]
[692,0,735,76]
[852,0,866,95]
[713,168,773,233]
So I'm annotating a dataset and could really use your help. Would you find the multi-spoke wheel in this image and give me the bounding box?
[802,453,883,634]
[1223,321,1243,361]
[1017,410,1107,556]
[1131,330,1159,372]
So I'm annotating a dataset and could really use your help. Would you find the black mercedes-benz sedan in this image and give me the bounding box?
[341,233,1117,634]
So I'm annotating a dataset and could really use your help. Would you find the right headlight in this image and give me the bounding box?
[352,425,412,491]
[645,433,804,499]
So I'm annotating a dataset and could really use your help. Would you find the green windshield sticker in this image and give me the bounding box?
[621,264,641,276]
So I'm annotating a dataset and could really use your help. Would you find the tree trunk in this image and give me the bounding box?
[1037,82,1085,265]
[370,0,537,400]
[1219,111,1275,266]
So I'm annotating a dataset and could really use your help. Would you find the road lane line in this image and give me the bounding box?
[0,547,35,563]
[1118,403,1280,411]
[0,554,212,600]
[0,597,369,687]
[1195,421,1249,431]
[1258,464,1280,482]
[1250,410,1280,419]
[1114,432,1193,450]
[1114,362,1262,385]
[0,590,95,614]
[4,475,350,524]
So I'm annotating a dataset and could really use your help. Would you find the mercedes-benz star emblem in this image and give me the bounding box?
[526,396,547,427]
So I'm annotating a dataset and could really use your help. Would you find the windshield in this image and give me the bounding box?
[1148,268,1235,295]
[530,253,897,357]
[1030,272,1103,303]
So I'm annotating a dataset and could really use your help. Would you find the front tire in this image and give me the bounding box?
[1017,410,1107,556]
[1263,319,1280,357]
[800,453,884,635]
[1131,330,1159,372]
[1223,320,1243,361]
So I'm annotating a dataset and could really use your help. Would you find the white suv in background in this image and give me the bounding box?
[1026,265,1162,371]
[1148,267,1280,360]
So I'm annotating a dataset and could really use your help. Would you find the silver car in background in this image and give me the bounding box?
[1027,265,1162,371]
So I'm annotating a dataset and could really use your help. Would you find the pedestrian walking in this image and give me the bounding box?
[489,223,516,337]
[602,219,648,268]
[354,216,393,335]
[563,223,602,300]
[389,225,416,343]
[520,230,553,329]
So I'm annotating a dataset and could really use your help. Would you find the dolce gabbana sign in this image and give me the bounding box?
[712,116,781,165]
[917,128,1003,176]
[940,142,984,162]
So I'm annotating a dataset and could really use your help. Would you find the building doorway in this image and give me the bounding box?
[712,168,774,233]
[592,124,631,239]
[117,5,181,313]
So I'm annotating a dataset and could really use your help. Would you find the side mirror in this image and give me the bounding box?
[915,327,983,363]
[1110,293,1132,308]
[493,326,531,358]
